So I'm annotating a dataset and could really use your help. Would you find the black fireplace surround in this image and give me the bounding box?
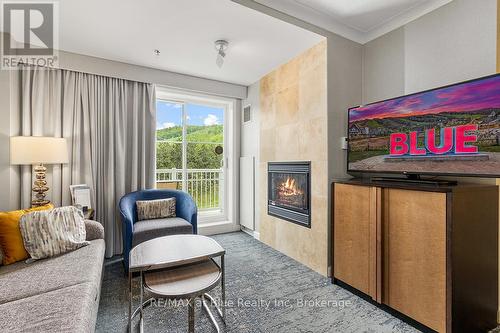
[268,162,311,228]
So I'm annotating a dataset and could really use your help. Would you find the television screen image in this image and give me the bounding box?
[348,74,500,177]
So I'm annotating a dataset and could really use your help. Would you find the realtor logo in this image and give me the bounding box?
[1,1,58,69]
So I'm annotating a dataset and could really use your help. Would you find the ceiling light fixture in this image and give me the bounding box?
[214,40,229,68]
[154,49,161,56]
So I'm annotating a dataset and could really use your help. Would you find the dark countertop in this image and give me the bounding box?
[332,177,496,193]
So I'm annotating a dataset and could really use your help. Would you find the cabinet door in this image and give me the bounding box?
[334,184,380,300]
[383,189,447,333]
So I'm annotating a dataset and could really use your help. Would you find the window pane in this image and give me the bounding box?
[156,100,183,190]
[156,142,182,190]
[156,141,182,169]
[186,143,223,210]
[154,99,225,213]
[187,143,222,169]
[185,103,224,144]
[156,100,183,142]
[184,103,224,212]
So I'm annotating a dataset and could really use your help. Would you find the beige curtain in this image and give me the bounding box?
[17,65,156,257]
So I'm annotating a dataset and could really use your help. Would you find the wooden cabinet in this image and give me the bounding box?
[332,180,498,333]
[383,189,447,332]
[333,184,378,298]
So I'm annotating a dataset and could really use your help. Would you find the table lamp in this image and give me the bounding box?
[10,136,69,206]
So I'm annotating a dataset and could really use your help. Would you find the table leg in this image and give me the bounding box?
[128,270,132,333]
[131,298,155,319]
[203,293,223,318]
[139,271,144,333]
[188,298,195,333]
[221,254,226,321]
[202,295,221,333]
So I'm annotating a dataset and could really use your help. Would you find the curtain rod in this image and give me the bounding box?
[17,62,154,86]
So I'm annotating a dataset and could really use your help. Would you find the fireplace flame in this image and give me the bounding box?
[279,177,303,196]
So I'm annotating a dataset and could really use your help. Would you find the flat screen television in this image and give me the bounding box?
[348,73,500,178]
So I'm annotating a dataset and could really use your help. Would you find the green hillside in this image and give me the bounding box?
[157,125,223,143]
[156,125,223,170]
[156,126,183,141]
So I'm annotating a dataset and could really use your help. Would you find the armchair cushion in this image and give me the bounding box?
[132,217,193,247]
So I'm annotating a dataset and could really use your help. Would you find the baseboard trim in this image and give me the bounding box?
[199,221,241,235]
[241,226,260,240]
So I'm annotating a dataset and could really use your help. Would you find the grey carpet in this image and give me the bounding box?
[96,232,420,333]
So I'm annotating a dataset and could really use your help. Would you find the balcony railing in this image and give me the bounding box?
[156,168,223,211]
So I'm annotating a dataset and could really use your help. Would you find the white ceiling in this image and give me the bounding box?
[57,0,323,86]
[253,0,453,44]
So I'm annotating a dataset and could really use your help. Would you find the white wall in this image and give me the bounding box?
[326,34,363,276]
[241,82,260,158]
[363,0,497,102]
[362,28,405,104]
[240,81,260,234]
[404,0,497,94]
[327,35,363,181]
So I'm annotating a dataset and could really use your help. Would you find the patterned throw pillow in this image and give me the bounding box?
[20,206,89,261]
[136,198,176,221]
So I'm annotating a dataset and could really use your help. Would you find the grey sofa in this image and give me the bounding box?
[0,220,105,332]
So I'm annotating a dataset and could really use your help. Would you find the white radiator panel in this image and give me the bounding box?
[239,156,255,230]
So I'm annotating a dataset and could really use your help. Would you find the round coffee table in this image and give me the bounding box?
[128,234,226,333]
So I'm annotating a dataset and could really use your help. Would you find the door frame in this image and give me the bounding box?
[156,86,240,234]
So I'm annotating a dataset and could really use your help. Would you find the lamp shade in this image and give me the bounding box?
[10,136,69,165]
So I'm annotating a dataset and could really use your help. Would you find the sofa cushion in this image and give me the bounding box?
[132,217,192,247]
[0,239,104,305]
[0,282,99,333]
[0,203,54,265]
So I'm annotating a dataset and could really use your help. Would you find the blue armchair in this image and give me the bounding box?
[119,189,197,271]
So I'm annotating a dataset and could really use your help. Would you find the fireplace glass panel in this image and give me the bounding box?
[269,172,309,212]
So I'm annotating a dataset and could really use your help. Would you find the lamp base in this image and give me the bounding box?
[32,199,50,207]
[32,163,50,207]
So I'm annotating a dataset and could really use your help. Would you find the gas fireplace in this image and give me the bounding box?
[268,162,311,227]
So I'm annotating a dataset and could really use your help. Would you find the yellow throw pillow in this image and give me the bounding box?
[0,203,54,265]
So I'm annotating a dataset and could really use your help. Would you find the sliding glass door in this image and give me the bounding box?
[156,99,226,221]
